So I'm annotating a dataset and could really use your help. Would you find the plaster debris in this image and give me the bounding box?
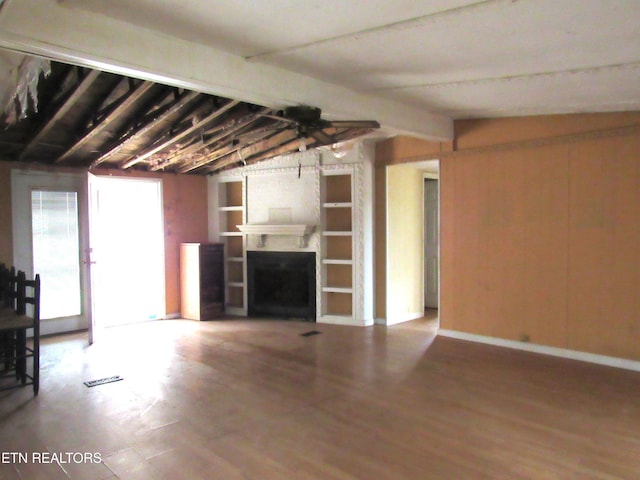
[3,56,51,125]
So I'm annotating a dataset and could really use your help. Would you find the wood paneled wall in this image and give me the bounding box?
[377,112,640,361]
[0,163,209,317]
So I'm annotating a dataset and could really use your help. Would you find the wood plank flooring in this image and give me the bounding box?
[1,314,639,479]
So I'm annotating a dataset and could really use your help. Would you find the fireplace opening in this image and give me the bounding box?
[247,251,316,321]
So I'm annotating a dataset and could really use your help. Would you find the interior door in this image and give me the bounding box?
[424,178,439,308]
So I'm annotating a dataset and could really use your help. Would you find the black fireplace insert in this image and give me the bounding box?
[247,251,316,321]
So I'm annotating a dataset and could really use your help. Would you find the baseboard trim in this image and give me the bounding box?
[164,312,181,320]
[41,317,89,336]
[438,329,640,372]
[318,315,372,327]
[383,311,424,326]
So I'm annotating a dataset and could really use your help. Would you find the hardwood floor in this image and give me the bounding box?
[1,315,639,479]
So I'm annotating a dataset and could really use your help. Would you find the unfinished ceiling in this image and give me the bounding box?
[0,58,379,174]
[0,0,639,173]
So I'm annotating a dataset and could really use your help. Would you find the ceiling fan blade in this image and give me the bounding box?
[309,129,334,144]
[324,120,380,129]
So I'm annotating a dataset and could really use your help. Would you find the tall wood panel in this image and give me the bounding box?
[567,136,640,359]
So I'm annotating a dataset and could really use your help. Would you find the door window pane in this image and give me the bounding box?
[31,190,81,319]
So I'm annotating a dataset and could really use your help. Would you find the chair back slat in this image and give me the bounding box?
[3,267,18,310]
[22,274,41,321]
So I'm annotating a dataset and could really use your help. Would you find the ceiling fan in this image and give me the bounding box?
[268,105,380,144]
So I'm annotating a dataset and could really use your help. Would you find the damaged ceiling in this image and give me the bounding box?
[0,57,379,175]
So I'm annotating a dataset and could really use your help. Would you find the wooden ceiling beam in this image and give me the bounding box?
[162,111,279,166]
[163,107,273,173]
[176,125,278,174]
[208,127,375,174]
[90,89,200,168]
[18,67,101,161]
[149,105,259,171]
[120,99,241,169]
[55,80,155,164]
[203,128,302,174]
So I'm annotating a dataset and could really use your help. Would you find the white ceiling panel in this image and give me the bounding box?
[258,0,640,89]
[59,0,482,57]
[395,64,640,118]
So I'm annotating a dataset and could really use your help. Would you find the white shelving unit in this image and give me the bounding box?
[320,169,355,323]
[217,177,246,315]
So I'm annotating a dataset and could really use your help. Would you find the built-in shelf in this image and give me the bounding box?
[322,259,353,265]
[237,224,315,248]
[218,178,246,316]
[323,202,353,208]
[322,286,353,294]
[321,170,356,321]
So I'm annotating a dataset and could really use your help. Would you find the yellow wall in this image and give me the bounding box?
[374,163,387,319]
[0,163,209,316]
[385,164,425,324]
[377,112,640,361]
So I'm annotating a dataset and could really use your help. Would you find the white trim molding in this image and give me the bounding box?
[438,329,640,372]
[381,311,425,326]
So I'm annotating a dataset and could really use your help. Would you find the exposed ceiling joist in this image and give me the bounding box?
[19,68,100,161]
[154,106,272,172]
[181,123,295,174]
[120,98,240,169]
[234,127,374,173]
[91,89,201,168]
[56,79,155,164]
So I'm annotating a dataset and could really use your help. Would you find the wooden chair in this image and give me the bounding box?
[0,270,41,395]
[0,265,18,373]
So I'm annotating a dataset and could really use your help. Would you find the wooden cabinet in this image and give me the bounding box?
[180,243,224,320]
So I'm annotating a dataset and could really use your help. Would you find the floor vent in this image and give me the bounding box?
[300,331,322,337]
[83,376,123,387]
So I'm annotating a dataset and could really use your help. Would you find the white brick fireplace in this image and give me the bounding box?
[208,143,374,326]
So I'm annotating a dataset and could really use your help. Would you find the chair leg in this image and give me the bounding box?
[16,330,26,384]
[1,332,13,372]
[33,332,39,396]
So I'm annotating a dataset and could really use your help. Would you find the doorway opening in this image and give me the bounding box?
[424,176,439,311]
[90,176,165,328]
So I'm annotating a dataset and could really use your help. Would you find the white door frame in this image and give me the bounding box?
[11,169,91,336]
[423,172,440,310]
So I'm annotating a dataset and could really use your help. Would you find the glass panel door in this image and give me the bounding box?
[31,190,82,319]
